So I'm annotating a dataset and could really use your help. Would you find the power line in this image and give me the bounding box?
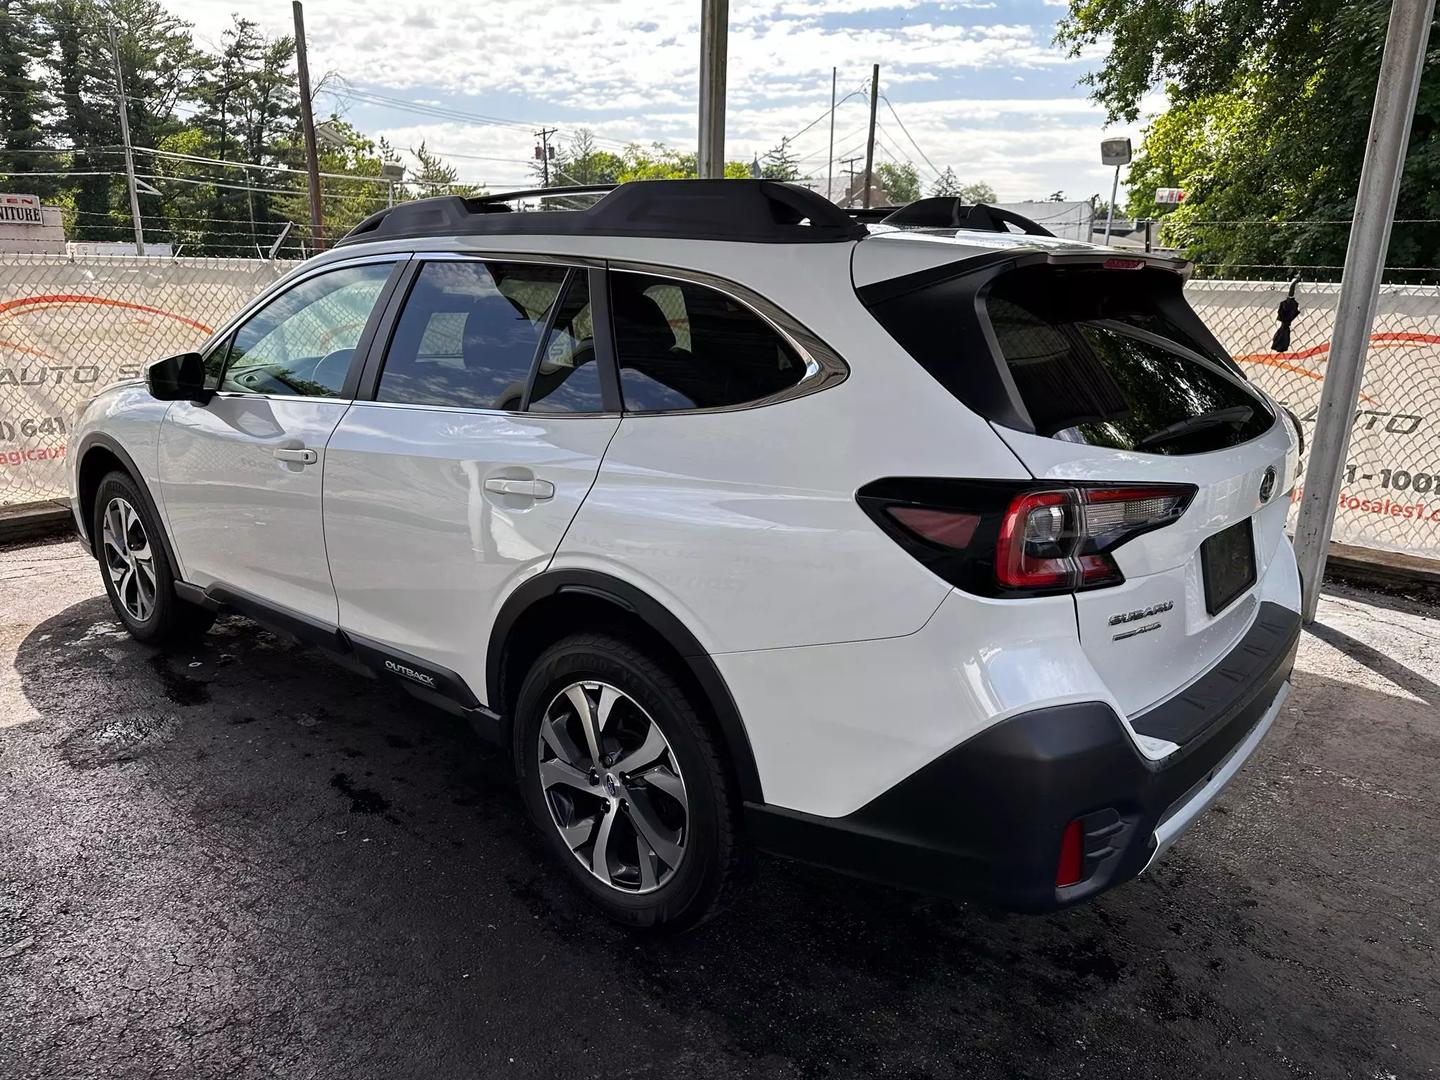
[878,95,943,180]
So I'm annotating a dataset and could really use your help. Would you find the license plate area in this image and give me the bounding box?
[1200,517,1256,616]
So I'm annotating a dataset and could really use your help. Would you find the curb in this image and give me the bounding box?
[0,500,75,546]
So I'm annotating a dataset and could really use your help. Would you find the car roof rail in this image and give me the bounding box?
[872,197,1055,237]
[337,179,868,247]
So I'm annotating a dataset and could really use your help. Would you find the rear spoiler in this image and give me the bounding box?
[847,198,1055,237]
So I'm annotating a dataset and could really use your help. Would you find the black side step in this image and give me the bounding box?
[175,581,503,737]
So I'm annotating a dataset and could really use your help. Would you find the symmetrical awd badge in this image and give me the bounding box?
[1259,465,1277,503]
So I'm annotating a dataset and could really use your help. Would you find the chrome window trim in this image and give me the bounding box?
[343,398,619,420]
[365,248,850,414]
[408,250,607,269]
[211,390,354,406]
[604,260,849,416]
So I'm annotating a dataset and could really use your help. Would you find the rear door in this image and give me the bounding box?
[322,255,618,706]
[976,265,1297,720]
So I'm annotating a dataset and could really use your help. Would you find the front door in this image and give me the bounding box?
[323,257,619,705]
[158,259,400,626]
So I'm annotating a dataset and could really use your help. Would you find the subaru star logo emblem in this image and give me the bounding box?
[604,773,619,798]
[1259,466,1277,503]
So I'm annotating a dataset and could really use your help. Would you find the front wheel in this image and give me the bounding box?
[92,471,215,645]
[513,633,747,930]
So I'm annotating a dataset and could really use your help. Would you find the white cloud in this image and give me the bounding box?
[168,0,1146,202]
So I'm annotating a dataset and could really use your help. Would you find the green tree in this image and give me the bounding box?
[0,0,60,197]
[45,0,115,237]
[958,181,998,204]
[930,166,961,197]
[876,161,920,204]
[760,137,800,181]
[553,128,623,185]
[272,118,401,246]
[408,141,482,199]
[612,142,750,182]
[1057,1,1440,272]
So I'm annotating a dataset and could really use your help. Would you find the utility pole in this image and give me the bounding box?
[107,28,144,255]
[1293,0,1435,621]
[697,0,728,179]
[534,127,557,186]
[292,1,325,250]
[861,64,879,209]
[840,156,861,206]
[826,66,836,202]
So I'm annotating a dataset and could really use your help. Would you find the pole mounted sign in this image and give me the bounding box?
[0,194,43,225]
[1155,187,1188,204]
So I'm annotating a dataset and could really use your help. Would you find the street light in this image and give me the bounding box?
[1100,137,1132,244]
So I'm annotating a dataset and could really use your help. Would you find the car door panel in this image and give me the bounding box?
[323,406,619,701]
[321,257,616,707]
[159,395,351,624]
[157,258,402,626]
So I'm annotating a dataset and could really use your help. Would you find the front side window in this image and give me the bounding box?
[377,260,566,410]
[218,262,392,397]
[610,272,805,412]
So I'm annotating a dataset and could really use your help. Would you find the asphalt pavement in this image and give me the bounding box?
[1,537,1436,1079]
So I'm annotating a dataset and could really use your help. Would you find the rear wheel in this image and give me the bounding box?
[93,471,215,645]
[513,633,747,929]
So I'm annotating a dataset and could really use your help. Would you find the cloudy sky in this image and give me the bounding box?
[174,0,1153,202]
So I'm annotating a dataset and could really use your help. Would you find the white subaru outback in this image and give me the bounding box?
[70,181,1301,929]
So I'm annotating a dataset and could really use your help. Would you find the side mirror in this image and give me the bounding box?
[145,352,211,403]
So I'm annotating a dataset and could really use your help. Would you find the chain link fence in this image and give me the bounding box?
[1,253,1437,561]
[1190,278,1440,559]
[0,254,294,509]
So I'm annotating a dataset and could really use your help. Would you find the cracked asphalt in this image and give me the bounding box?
[1,536,1437,1080]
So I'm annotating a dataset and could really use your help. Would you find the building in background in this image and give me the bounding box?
[0,194,65,255]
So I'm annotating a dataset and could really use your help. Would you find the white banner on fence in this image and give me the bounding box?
[1189,280,1440,561]
[0,256,1437,564]
[0,255,291,507]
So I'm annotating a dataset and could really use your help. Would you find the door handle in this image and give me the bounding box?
[483,477,555,500]
[273,447,318,465]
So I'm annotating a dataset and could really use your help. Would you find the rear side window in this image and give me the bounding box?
[867,264,1272,455]
[377,261,566,410]
[611,272,805,411]
[528,272,604,413]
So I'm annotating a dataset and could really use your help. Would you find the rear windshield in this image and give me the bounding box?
[868,263,1273,455]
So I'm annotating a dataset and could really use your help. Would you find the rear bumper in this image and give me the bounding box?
[746,600,1300,912]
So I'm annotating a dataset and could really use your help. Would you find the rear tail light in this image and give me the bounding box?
[858,478,1195,597]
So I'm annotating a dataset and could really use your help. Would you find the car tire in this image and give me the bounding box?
[513,633,747,930]
[92,470,216,645]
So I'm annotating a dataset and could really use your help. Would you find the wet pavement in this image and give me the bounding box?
[1,537,1437,1079]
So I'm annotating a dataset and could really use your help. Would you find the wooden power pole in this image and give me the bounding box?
[107,28,144,255]
[293,1,325,250]
[862,64,879,210]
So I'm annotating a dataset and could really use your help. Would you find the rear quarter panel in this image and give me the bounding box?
[554,243,1031,654]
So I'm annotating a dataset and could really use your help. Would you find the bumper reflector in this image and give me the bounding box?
[1056,818,1084,887]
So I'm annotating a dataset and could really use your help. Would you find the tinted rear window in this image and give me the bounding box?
[868,263,1272,455]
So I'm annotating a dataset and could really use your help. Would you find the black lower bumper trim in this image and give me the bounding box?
[747,601,1300,912]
